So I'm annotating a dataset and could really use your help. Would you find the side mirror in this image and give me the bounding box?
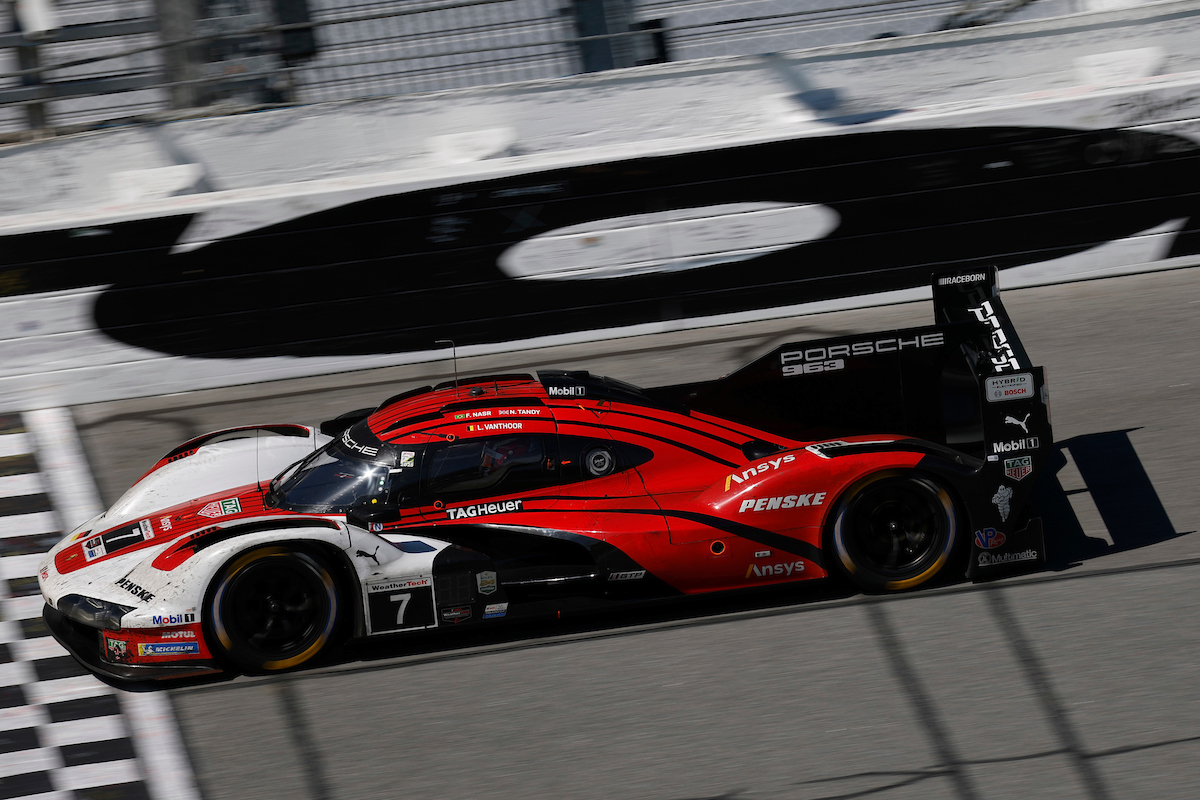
[347,499,400,527]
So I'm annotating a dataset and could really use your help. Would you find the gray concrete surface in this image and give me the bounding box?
[75,266,1200,799]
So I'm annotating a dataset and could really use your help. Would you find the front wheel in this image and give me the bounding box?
[827,472,960,593]
[206,546,341,673]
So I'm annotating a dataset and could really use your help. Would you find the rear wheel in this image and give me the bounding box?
[206,546,340,673]
[827,472,959,593]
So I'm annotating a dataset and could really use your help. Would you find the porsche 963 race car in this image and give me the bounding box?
[39,268,1051,680]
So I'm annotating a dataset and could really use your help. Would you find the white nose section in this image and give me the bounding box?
[497,201,840,280]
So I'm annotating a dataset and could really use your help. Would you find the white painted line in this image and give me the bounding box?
[3,594,48,621]
[24,675,111,706]
[0,745,60,777]
[0,472,44,499]
[0,432,31,458]
[7,792,72,800]
[23,409,104,531]
[118,691,203,800]
[52,758,140,791]
[0,511,59,538]
[40,715,126,748]
[0,659,34,687]
[0,704,49,731]
[1,552,47,579]
[11,635,68,662]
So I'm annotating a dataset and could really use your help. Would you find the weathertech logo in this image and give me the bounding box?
[745,560,805,578]
[738,493,826,512]
[446,500,523,520]
[724,455,795,491]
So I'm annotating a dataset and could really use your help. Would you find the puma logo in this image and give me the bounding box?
[1004,413,1030,433]
[356,546,380,566]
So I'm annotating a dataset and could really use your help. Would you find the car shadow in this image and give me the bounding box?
[1031,428,1189,570]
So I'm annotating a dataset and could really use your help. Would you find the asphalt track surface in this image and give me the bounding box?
[74,266,1200,800]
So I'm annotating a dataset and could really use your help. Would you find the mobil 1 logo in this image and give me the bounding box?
[366,584,435,634]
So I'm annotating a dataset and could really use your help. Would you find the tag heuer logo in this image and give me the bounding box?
[1004,456,1033,481]
[199,497,243,518]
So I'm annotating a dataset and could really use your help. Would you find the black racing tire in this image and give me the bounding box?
[205,546,341,674]
[826,472,960,593]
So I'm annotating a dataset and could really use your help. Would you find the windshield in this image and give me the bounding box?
[273,441,394,513]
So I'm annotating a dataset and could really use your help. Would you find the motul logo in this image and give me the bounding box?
[745,560,805,578]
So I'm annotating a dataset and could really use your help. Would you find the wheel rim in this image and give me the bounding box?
[215,550,335,669]
[841,478,949,579]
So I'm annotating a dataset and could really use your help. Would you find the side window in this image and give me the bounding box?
[424,435,555,503]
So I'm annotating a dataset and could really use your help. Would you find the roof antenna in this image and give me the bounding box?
[435,339,458,397]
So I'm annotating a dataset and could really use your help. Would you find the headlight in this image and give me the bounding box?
[57,595,134,631]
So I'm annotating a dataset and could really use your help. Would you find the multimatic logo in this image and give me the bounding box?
[978,550,1038,567]
[967,300,1021,372]
[780,333,944,377]
[547,385,586,397]
[114,577,155,602]
[446,500,523,520]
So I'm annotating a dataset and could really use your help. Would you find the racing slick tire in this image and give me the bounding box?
[827,471,960,593]
[205,545,341,673]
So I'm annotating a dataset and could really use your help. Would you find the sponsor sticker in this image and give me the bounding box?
[978,550,1039,567]
[938,272,987,286]
[483,602,509,619]
[114,577,155,602]
[547,385,586,397]
[159,629,197,639]
[40,568,49,581]
[745,560,805,578]
[1004,412,1032,433]
[139,519,153,539]
[367,577,430,593]
[985,373,1034,402]
[440,606,472,622]
[159,516,172,531]
[399,451,415,468]
[1004,456,1033,481]
[723,455,795,491]
[476,571,498,596]
[992,485,1013,522]
[446,500,523,520]
[83,536,107,562]
[137,641,201,657]
[754,550,771,558]
[992,437,1039,454]
[974,528,1006,550]
[151,613,196,625]
[737,493,826,512]
[608,570,646,582]
[198,497,242,518]
[105,637,132,663]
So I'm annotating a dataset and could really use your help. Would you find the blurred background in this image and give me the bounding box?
[0,1,1198,798]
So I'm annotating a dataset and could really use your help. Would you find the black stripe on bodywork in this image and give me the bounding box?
[549,404,746,450]
[557,420,740,468]
[818,440,983,471]
[610,508,826,569]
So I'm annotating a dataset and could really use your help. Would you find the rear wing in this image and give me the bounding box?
[652,266,1048,461]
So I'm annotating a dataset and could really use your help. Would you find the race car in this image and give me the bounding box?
[39,267,1051,681]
